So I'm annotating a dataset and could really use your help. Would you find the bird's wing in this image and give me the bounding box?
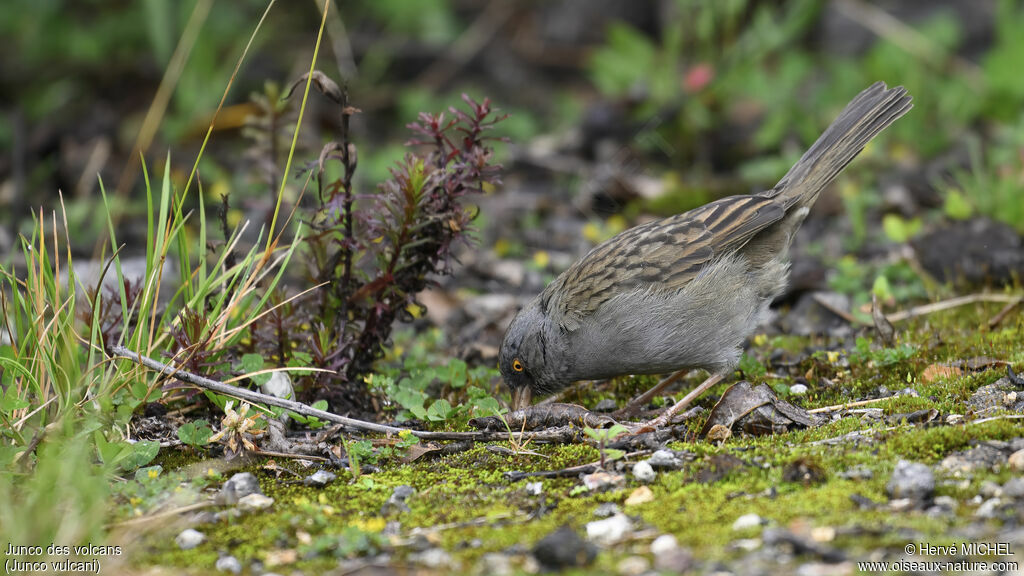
[543,194,786,332]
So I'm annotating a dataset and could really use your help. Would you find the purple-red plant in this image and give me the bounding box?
[273,72,506,411]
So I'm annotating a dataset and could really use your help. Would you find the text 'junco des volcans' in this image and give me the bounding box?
[499,82,913,416]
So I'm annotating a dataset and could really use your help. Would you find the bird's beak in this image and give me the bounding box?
[510,386,533,412]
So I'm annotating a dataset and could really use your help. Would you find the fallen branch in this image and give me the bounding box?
[107,345,585,443]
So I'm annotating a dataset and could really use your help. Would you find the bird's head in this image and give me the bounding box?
[499,299,563,411]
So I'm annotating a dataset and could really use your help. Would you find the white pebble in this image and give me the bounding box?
[586,513,632,545]
[632,461,656,483]
[175,528,205,550]
[732,513,764,531]
[650,534,679,555]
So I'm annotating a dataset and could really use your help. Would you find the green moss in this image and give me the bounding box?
[123,300,1024,572]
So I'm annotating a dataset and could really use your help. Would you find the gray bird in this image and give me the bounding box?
[499,82,913,414]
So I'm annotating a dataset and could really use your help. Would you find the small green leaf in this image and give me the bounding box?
[943,189,973,220]
[240,353,271,386]
[604,448,626,462]
[130,379,148,400]
[134,465,163,483]
[881,214,923,243]
[0,386,30,412]
[120,440,159,470]
[426,399,453,421]
[446,359,468,388]
[177,419,212,446]
[471,395,502,417]
[872,275,893,302]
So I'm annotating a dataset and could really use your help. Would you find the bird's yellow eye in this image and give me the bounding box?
[512,359,524,372]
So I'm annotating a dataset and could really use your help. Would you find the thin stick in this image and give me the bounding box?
[107,345,568,443]
[886,293,1021,323]
[988,296,1023,329]
[255,450,328,462]
[968,414,1024,426]
[834,0,984,85]
[416,1,516,90]
[808,396,891,414]
[108,501,215,528]
[814,292,1022,326]
[811,293,867,325]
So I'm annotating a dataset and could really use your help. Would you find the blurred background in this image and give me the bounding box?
[1,0,1022,358]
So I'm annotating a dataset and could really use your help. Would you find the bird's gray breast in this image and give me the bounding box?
[560,253,786,380]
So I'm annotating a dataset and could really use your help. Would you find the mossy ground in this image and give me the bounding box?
[125,303,1023,574]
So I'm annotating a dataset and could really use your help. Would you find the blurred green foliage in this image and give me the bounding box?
[582,0,1024,254]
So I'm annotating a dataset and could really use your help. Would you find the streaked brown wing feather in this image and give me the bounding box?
[545,194,786,332]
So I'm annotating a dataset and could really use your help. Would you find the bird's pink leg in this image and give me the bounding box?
[643,372,725,428]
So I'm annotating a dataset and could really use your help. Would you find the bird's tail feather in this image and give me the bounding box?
[771,82,913,208]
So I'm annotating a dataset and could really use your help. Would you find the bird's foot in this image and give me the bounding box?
[643,372,725,428]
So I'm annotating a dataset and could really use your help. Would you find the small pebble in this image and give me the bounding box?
[303,470,337,487]
[975,498,1002,519]
[1004,391,1018,406]
[654,546,694,572]
[480,552,514,576]
[237,493,274,512]
[648,449,682,469]
[582,470,625,492]
[175,528,205,550]
[586,513,632,545]
[632,461,656,483]
[732,538,762,551]
[382,485,416,515]
[650,534,679,555]
[261,371,294,400]
[593,502,620,518]
[215,555,242,574]
[412,548,453,569]
[946,414,964,425]
[886,460,934,502]
[811,526,836,542]
[889,498,914,512]
[928,495,958,517]
[617,556,650,576]
[624,486,654,506]
[1002,477,1024,499]
[979,480,1003,499]
[1008,449,1024,472]
[219,472,262,505]
[790,384,808,395]
[859,408,884,421]
[732,513,764,531]
[533,525,596,570]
